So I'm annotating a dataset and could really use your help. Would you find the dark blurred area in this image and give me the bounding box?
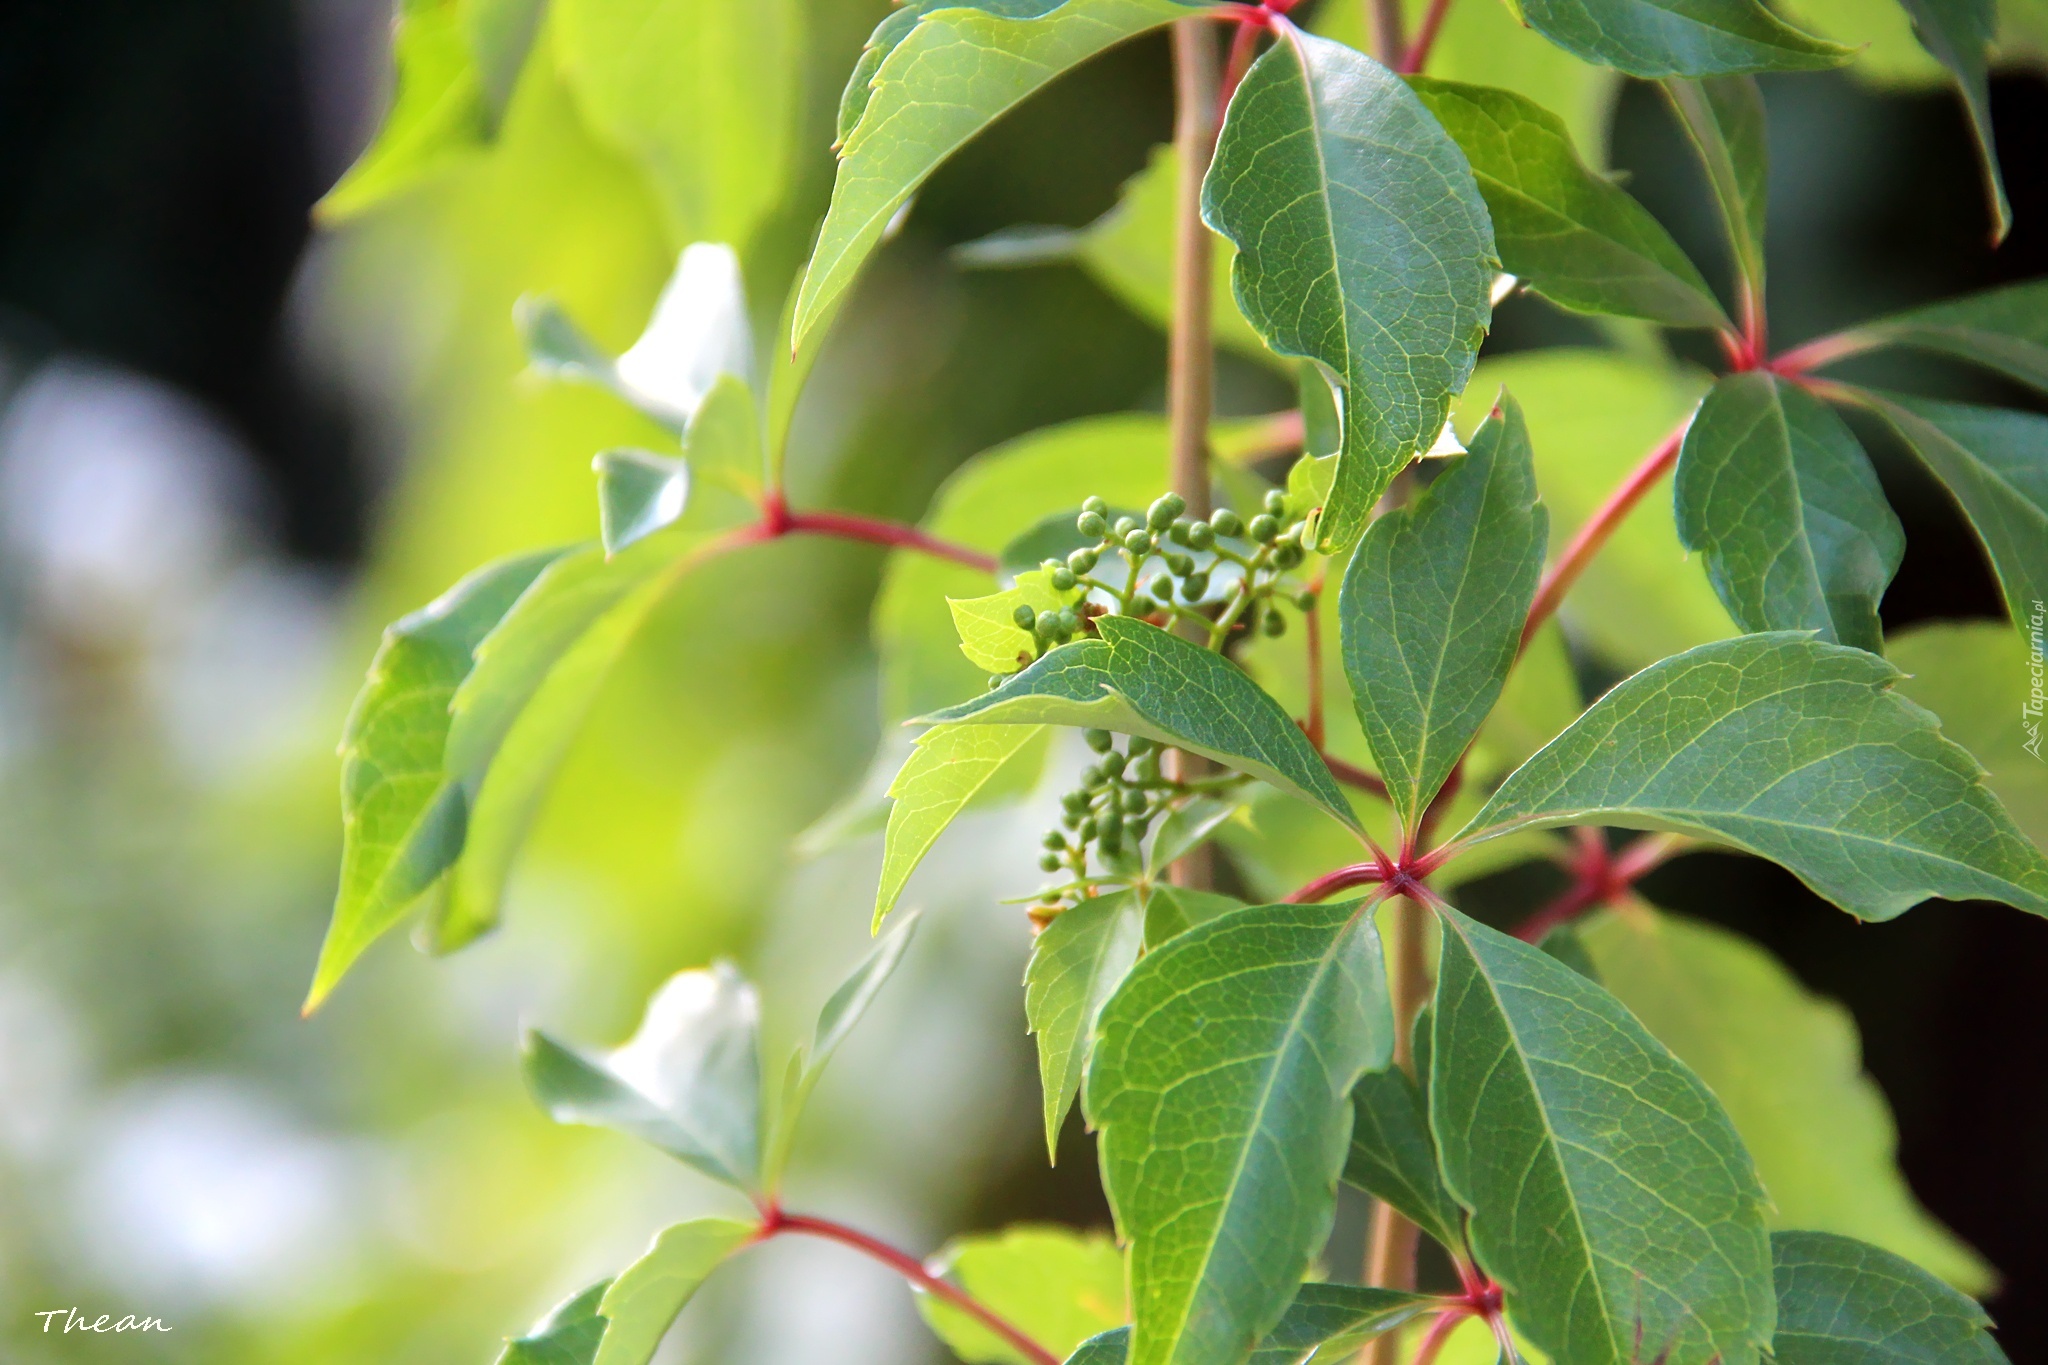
[0,0,2042,1361]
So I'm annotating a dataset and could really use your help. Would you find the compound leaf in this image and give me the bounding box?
[1344,1066,1463,1253]
[500,1279,612,1365]
[924,616,1359,833]
[1026,890,1145,1158]
[594,1219,754,1365]
[1851,278,2048,399]
[523,963,762,1191]
[1086,900,1394,1365]
[1675,373,1903,651]
[1204,26,1495,550]
[1517,0,1850,76]
[1409,78,1726,327]
[919,1225,1129,1365]
[1462,634,2048,919]
[876,723,1047,930]
[1340,395,1547,830]
[1771,1231,2009,1365]
[1431,907,1775,1365]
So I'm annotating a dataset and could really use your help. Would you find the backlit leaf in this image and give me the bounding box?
[318,0,492,222]
[1025,890,1145,1158]
[1675,373,1902,651]
[1517,0,1850,76]
[1897,0,2008,240]
[1431,906,1775,1365]
[924,617,1360,833]
[1086,900,1394,1365]
[594,450,690,555]
[1340,396,1547,829]
[500,1279,612,1365]
[919,1225,1129,1365]
[876,723,1048,930]
[1888,621,2048,846]
[593,1219,754,1365]
[1771,1231,2009,1365]
[1458,633,2048,920]
[523,962,762,1190]
[1204,27,1495,550]
[1409,79,1726,327]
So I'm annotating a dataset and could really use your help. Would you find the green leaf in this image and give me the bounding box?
[1898,0,2008,240]
[554,0,801,245]
[794,0,1193,355]
[1026,890,1145,1158]
[1458,633,2048,920]
[1430,906,1775,1365]
[1664,76,1769,322]
[1344,1066,1463,1252]
[1086,900,1394,1365]
[1675,373,1903,652]
[876,724,1048,930]
[1206,27,1495,552]
[1517,0,1851,76]
[951,571,1071,674]
[1888,620,2048,846]
[1145,799,1245,878]
[593,1218,754,1365]
[924,617,1359,833]
[1864,394,2048,635]
[1059,1283,1435,1365]
[919,1225,1129,1365]
[310,549,566,1010]
[679,372,766,504]
[522,962,762,1190]
[1449,350,1729,671]
[1584,902,1993,1292]
[464,0,547,118]
[499,1280,612,1365]
[1139,883,1246,949]
[594,450,690,555]
[1772,1231,2009,1365]
[318,0,492,222]
[1340,396,1547,830]
[1852,278,2048,398]
[1408,78,1726,328]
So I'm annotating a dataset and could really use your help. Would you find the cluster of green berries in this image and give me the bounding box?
[1072,488,1321,636]
[1039,729,1171,876]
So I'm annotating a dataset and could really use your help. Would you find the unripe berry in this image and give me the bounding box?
[1186,521,1215,550]
[1264,488,1287,515]
[1098,824,1122,853]
[1043,830,1067,850]
[1076,511,1109,538]
[1121,789,1147,814]
[1164,551,1195,576]
[1273,542,1305,570]
[1147,492,1186,529]
[1248,513,1281,543]
[1263,609,1288,637]
[1127,736,1154,755]
[1180,572,1209,601]
[1123,815,1150,841]
[1085,728,1114,753]
[1099,750,1127,779]
[1167,519,1193,546]
[1053,607,1079,635]
[1129,593,1157,616]
[1013,604,1036,630]
[1150,573,1175,601]
[1050,566,1078,592]
[1082,495,1108,516]
[1210,508,1244,538]
[1080,764,1102,788]
[1113,515,1140,539]
[1068,546,1099,574]
[1078,817,1098,841]
[988,674,1005,690]
[1123,528,1153,555]
[1295,588,1319,612]
[1062,809,1082,829]
[1039,852,1062,872]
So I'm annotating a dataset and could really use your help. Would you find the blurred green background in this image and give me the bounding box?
[0,1,2043,1362]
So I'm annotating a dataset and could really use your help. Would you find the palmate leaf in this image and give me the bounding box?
[593,1218,754,1365]
[1771,1232,2010,1365]
[1896,0,2008,240]
[1085,900,1394,1365]
[1344,1066,1463,1252]
[311,549,566,1010]
[1584,902,1991,1291]
[1849,278,2048,398]
[1204,26,1496,551]
[793,0,1196,355]
[500,1280,612,1365]
[1340,395,1547,830]
[554,0,802,246]
[1675,373,1903,652]
[1458,633,2048,920]
[1517,0,1850,77]
[1863,393,2048,634]
[1663,76,1769,319]
[524,963,762,1191]
[1408,79,1726,328]
[925,617,1359,832]
[875,723,1047,930]
[1026,890,1144,1158]
[919,1225,1129,1365]
[1065,1284,1434,1365]
[1430,907,1775,1365]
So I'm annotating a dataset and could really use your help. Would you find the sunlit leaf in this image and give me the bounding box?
[1771,1231,2009,1365]
[1888,621,2048,846]
[875,723,1048,930]
[594,449,690,555]
[1517,0,1850,76]
[500,1279,612,1365]
[1138,882,1246,949]
[594,1219,754,1365]
[920,1225,1129,1365]
[1026,890,1145,1158]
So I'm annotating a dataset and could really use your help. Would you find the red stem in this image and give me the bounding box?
[1520,417,1690,649]
[1398,0,1455,74]
[1287,859,1391,903]
[771,504,997,573]
[1220,16,1264,112]
[1770,327,1880,376]
[763,1210,1059,1365]
[1303,571,1327,750]
[1321,750,1391,801]
[1411,1308,1473,1365]
[1513,829,1689,942]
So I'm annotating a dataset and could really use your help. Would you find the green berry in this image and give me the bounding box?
[1113,515,1139,539]
[1039,852,1062,872]
[1123,816,1150,841]
[1082,495,1107,515]
[1187,521,1215,550]
[1053,607,1079,635]
[1078,817,1098,841]
[1080,764,1102,788]
[1042,830,1067,850]
[1085,728,1114,753]
[1068,546,1099,574]
[1062,809,1082,829]
[1180,572,1210,601]
[1264,488,1287,515]
[1147,492,1186,530]
[1166,519,1192,546]
[1248,513,1281,543]
[1013,604,1036,630]
[988,674,1005,690]
[1127,736,1154,756]
[1123,528,1153,555]
[1273,543,1305,570]
[1121,789,1147,814]
[1098,824,1122,853]
[1129,593,1157,616]
[1164,552,1195,576]
[1050,566,1077,591]
[1148,573,1173,602]
[1295,588,1319,612]
[1076,510,1108,538]
[1210,508,1244,538]
[1263,609,1288,637]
